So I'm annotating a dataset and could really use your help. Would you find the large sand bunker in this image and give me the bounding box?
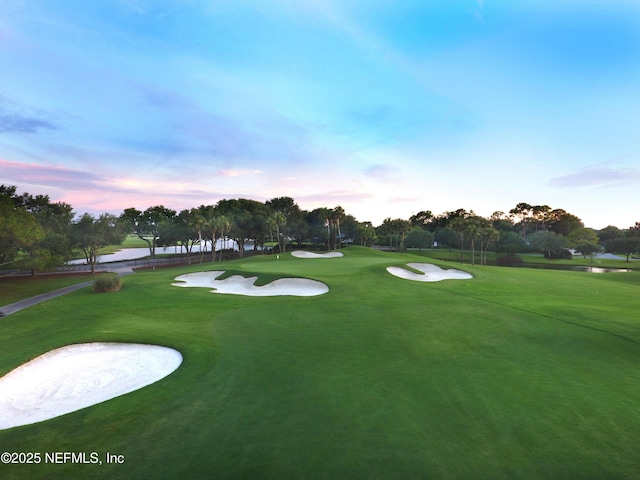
[387,263,472,282]
[0,343,182,430]
[173,271,329,296]
[291,251,344,258]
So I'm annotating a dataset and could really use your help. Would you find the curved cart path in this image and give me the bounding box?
[0,266,134,318]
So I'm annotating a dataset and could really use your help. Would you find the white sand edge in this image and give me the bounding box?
[291,251,344,258]
[173,271,329,296]
[0,343,182,430]
[387,263,472,282]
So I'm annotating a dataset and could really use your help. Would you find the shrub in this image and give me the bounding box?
[94,273,121,293]
[496,256,524,267]
[544,248,573,260]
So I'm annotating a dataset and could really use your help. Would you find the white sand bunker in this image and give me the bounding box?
[291,251,344,258]
[173,271,329,296]
[387,263,472,282]
[0,343,182,430]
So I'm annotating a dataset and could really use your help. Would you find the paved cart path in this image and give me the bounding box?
[0,266,134,318]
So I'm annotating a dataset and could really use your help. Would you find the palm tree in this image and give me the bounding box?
[465,216,489,266]
[509,202,532,239]
[449,216,467,263]
[215,215,230,262]
[478,225,499,266]
[273,211,286,253]
[332,206,345,249]
[190,210,208,264]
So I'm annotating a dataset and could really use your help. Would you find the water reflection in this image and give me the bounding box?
[522,264,631,273]
[67,238,246,265]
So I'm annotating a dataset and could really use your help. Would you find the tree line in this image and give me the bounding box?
[2,185,639,275]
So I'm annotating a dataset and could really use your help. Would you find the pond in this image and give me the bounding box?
[67,238,247,265]
[520,264,632,273]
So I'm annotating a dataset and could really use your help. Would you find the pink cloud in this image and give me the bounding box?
[0,159,104,189]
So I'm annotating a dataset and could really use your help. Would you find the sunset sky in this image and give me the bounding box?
[1,0,639,228]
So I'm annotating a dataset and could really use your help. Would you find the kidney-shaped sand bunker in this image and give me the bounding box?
[173,271,329,296]
[291,251,344,259]
[0,343,182,430]
[387,263,472,282]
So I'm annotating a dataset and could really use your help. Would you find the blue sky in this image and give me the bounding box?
[1,0,639,228]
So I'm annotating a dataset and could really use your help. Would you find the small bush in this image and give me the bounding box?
[94,274,121,293]
[496,256,524,267]
[544,248,573,260]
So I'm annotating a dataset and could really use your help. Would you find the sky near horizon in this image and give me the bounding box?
[1,0,639,229]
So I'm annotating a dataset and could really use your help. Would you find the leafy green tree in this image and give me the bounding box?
[216,199,268,258]
[531,205,551,233]
[478,225,499,266]
[597,225,622,244]
[355,222,376,247]
[121,206,176,257]
[214,215,231,261]
[340,214,358,246]
[509,202,533,238]
[605,224,640,262]
[191,204,226,262]
[0,191,44,267]
[330,206,346,249]
[434,227,457,250]
[568,228,602,259]
[157,209,201,263]
[495,231,525,258]
[409,210,434,230]
[490,211,515,234]
[72,213,126,273]
[528,230,568,259]
[547,209,584,237]
[306,207,332,249]
[266,197,301,253]
[465,216,490,265]
[404,228,434,251]
[449,216,469,263]
[18,194,74,275]
[288,212,309,248]
[379,218,410,252]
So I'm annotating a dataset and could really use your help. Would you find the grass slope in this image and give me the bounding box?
[0,274,104,307]
[1,247,640,479]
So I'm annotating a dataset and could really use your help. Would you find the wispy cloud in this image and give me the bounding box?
[138,85,315,165]
[218,169,262,177]
[0,96,59,134]
[0,159,103,189]
[363,164,400,178]
[549,165,640,188]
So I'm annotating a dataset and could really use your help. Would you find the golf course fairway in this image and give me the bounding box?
[1,246,639,479]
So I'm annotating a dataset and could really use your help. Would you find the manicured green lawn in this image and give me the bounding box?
[1,247,640,479]
[119,234,151,249]
[66,234,148,259]
[0,274,104,307]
